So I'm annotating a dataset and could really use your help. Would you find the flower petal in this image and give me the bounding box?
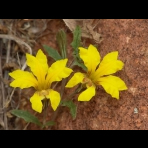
[78,86,96,101]
[9,70,38,89]
[79,44,101,73]
[46,89,61,111]
[66,72,84,88]
[26,49,48,89]
[98,75,128,99]
[94,51,124,78]
[36,49,48,72]
[30,92,44,113]
[46,59,73,85]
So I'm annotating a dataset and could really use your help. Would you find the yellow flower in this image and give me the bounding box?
[9,49,73,113]
[66,44,127,101]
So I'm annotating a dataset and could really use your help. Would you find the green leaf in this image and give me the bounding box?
[43,44,62,61]
[71,26,81,51]
[61,100,77,120]
[42,121,55,128]
[56,30,67,58]
[73,60,87,71]
[71,26,87,71]
[72,49,80,61]
[11,109,41,126]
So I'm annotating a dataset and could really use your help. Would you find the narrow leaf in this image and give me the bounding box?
[56,30,67,58]
[11,109,41,126]
[73,60,87,71]
[61,100,77,120]
[71,26,87,71]
[71,26,81,50]
[43,44,62,61]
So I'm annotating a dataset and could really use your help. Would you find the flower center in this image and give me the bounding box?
[82,77,93,87]
[39,89,49,97]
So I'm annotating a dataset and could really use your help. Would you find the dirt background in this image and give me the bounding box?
[1,19,148,130]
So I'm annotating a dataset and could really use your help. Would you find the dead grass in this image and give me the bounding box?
[0,19,51,130]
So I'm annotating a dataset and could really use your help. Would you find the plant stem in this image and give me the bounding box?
[43,100,48,126]
[48,85,82,130]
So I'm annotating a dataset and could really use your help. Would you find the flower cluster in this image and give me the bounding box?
[9,45,127,113]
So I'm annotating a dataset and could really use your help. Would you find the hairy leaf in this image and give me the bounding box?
[11,109,41,126]
[61,100,77,120]
[43,44,62,61]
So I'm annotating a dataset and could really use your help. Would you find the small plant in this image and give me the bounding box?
[9,26,127,129]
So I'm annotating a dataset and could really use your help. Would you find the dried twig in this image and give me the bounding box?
[16,52,21,68]
[0,40,8,129]
[23,122,30,130]
[16,89,22,109]
[4,39,11,81]
[0,40,4,128]
[0,34,33,130]
[0,34,33,104]
[0,34,32,70]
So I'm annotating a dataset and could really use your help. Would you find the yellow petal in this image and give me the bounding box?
[46,89,61,111]
[46,59,73,85]
[30,92,44,113]
[9,70,38,89]
[98,75,128,99]
[78,86,96,101]
[101,51,118,63]
[26,49,48,89]
[79,44,101,73]
[66,72,84,88]
[94,51,124,78]
[36,49,48,72]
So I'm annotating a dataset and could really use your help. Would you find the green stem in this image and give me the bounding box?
[60,79,66,98]
[64,84,82,101]
[43,100,48,126]
[48,85,82,130]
